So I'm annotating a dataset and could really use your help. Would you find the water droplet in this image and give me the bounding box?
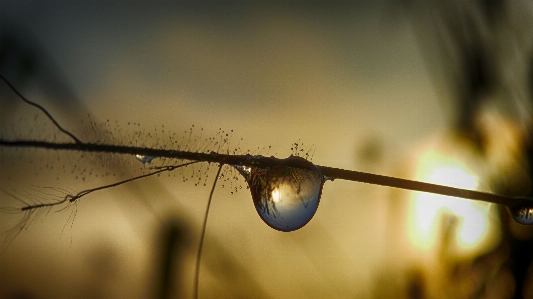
[508,199,533,225]
[135,154,157,164]
[234,156,325,232]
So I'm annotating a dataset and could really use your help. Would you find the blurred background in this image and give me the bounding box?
[1,1,533,298]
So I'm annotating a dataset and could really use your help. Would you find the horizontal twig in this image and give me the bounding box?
[1,139,527,207]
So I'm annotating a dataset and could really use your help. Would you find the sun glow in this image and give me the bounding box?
[409,150,496,256]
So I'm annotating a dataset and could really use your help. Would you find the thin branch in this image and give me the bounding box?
[194,164,223,299]
[0,74,83,144]
[1,138,529,208]
[0,140,316,169]
[17,161,198,211]
[317,166,517,206]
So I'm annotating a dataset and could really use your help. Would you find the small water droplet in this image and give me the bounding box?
[135,154,157,164]
[508,199,533,225]
[234,156,325,232]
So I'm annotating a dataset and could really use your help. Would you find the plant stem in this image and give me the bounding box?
[1,139,527,207]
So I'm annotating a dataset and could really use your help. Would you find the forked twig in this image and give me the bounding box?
[13,162,198,211]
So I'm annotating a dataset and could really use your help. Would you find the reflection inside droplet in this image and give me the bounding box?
[135,154,157,164]
[271,189,280,202]
[235,156,325,232]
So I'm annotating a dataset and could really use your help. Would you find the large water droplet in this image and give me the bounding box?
[507,198,533,225]
[235,156,325,232]
[135,154,157,164]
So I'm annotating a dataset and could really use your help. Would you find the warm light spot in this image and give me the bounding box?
[409,150,493,255]
[272,189,280,203]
